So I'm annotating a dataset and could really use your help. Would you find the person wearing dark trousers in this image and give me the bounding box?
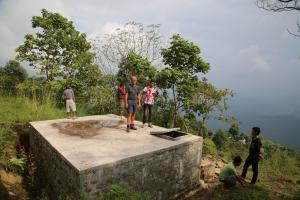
[143,104,153,126]
[241,127,262,184]
[141,80,158,128]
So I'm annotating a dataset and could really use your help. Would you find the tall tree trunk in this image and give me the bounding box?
[199,117,206,137]
[170,85,177,128]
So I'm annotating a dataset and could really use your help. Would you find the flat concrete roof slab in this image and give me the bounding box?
[30,114,201,172]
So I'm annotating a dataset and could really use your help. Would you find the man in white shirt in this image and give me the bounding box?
[141,80,158,128]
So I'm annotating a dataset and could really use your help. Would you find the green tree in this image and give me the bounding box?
[228,123,240,140]
[212,129,229,149]
[157,34,210,128]
[117,52,157,86]
[0,60,28,94]
[16,9,96,81]
[185,80,234,136]
[208,130,214,138]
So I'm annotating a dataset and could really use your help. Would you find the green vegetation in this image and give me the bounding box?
[199,123,300,200]
[100,184,153,200]
[0,96,65,124]
[0,8,299,200]
[16,9,98,83]
[0,125,17,168]
[117,52,157,86]
[0,60,28,95]
[157,34,210,128]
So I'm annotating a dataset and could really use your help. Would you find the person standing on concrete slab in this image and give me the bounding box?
[125,76,141,132]
[62,86,76,119]
[141,79,158,128]
[117,82,126,120]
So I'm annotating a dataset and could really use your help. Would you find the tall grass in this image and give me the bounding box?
[0,96,66,124]
[260,140,300,180]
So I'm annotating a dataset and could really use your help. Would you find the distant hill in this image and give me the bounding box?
[207,115,300,148]
[207,95,300,148]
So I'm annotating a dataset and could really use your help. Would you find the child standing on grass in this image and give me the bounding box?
[241,127,262,184]
[219,156,246,188]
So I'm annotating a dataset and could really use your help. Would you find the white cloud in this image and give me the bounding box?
[0,0,67,65]
[0,24,16,62]
[238,45,271,72]
[252,57,271,72]
[88,22,123,39]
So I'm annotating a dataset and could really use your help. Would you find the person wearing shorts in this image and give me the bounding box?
[62,86,76,119]
[125,76,141,132]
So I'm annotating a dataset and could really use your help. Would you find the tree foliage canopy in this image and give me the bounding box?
[185,80,234,123]
[161,34,210,74]
[117,52,157,86]
[16,9,97,81]
[0,60,27,93]
[156,34,210,127]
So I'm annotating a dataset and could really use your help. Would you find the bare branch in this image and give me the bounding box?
[90,22,164,74]
[287,28,300,37]
[256,0,300,12]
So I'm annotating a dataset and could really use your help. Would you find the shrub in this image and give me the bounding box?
[203,138,218,156]
[212,129,229,150]
[100,184,153,200]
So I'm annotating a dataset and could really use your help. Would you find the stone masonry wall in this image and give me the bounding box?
[30,128,80,199]
[80,138,203,200]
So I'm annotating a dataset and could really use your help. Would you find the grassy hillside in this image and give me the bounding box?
[199,137,300,200]
[0,96,299,200]
[0,96,65,124]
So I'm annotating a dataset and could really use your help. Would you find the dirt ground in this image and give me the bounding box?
[182,171,300,200]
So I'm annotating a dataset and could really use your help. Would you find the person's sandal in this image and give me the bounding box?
[126,127,130,132]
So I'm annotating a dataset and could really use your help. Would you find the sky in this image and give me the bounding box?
[0,0,299,116]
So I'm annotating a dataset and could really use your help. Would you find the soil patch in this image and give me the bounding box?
[52,119,126,138]
[0,170,27,200]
